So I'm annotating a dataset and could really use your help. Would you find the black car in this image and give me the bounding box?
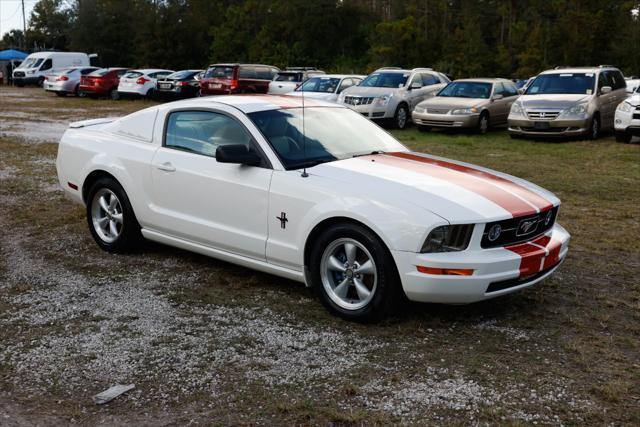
[156,69,203,99]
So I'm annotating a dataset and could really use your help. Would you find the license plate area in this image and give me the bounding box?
[533,121,550,130]
[209,83,222,89]
[159,83,172,89]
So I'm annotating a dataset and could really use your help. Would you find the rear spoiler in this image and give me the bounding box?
[69,117,117,129]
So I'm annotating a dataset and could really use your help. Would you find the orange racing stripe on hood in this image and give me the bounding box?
[365,153,539,217]
[388,152,554,214]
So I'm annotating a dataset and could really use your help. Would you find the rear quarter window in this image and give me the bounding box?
[239,66,256,79]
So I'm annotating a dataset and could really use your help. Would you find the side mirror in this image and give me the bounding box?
[409,82,422,90]
[600,86,612,95]
[492,94,504,101]
[216,144,262,167]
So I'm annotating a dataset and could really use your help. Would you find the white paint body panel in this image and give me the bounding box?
[56,95,570,304]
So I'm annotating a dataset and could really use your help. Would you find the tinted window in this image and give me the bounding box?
[255,66,272,80]
[605,71,625,90]
[40,59,52,71]
[526,73,595,95]
[165,111,252,157]
[421,73,439,86]
[167,70,198,80]
[81,68,96,75]
[206,66,234,78]
[297,77,341,93]
[238,66,256,79]
[360,72,409,88]
[597,72,610,89]
[275,72,302,82]
[438,81,492,99]
[503,82,519,97]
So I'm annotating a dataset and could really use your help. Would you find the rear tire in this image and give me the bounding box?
[86,177,143,253]
[615,131,632,143]
[309,223,402,323]
[109,88,120,100]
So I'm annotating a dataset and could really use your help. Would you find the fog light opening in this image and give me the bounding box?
[417,266,475,276]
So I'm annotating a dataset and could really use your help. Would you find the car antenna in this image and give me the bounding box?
[301,79,309,178]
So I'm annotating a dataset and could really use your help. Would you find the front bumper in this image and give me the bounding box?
[412,111,480,128]
[13,76,40,85]
[508,115,590,136]
[614,109,640,134]
[343,102,393,119]
[393,223,570,304]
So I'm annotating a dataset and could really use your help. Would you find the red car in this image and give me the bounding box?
[200,63,279,95]
[80,68,129,100]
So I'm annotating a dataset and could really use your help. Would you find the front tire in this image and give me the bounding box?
[615,131,632,143]
[394,104,410,129]
[109,88,120,100]
[476,111,490,134]
[309,223,401,322]
[589,114,600,140]
[86,177,142,252]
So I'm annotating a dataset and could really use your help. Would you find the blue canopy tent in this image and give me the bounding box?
[0,49,28,83]
[0,49,28,61]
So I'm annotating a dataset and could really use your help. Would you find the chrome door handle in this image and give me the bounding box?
[156,162,175,172]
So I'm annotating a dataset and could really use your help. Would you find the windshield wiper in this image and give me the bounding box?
[352,150,385,158]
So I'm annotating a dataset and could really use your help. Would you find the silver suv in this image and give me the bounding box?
[508,66,628,139]
[337,67,450,129]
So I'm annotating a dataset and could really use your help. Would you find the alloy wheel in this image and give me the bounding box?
[91,188,123,243]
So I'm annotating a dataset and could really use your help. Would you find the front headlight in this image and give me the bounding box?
[510,102,525,116]
[376,94,393,106]
[420,224,474,253]
[414,105,426,114]
[26,70,35,75]
[450,107,479,115]
[558,103,588,118]
[617,101,633,113]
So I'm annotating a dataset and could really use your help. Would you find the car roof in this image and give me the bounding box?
[306,74,365,79]
[162,94,345,114]
[207,63,277,68]
[541,67,619,75]
[129,69,173,74]
[454,78,511,84]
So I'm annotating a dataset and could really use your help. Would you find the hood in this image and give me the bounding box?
[625,93,640,107]
[418,96,486,110]
[310,152,558,223]
[518,94,591,110]
[342,85,402,97]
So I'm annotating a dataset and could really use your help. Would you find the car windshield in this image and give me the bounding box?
[167,70,197,80]
[360,72,409,88]
[296,77,341,93]
[525,73,595,95]
[206,66,234,78]
[21,57,43,68]
[275,72,301,82]
[438,81,492,99]
[90,69,111,77]
[248,107,406,170]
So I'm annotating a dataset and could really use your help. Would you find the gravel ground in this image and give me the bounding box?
[1,87,638,425]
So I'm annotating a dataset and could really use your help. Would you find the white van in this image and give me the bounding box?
[12,52,97,87]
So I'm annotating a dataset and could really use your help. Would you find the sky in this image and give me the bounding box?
[0,0,36,37]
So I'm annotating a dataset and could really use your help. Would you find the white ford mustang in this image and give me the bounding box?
[56,95,570,322]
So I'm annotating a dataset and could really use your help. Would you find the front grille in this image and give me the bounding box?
[421,120,455,126]
[344,96,374,106]
[633,113,640,120]
[481,206,558,249]
[527,111,560,120]
[486,260,561,293]
[427,108,450,114]
[519,126,567,133]
[14,71,25,77]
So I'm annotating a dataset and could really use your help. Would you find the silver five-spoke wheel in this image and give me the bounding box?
[91,188,123,243]
[320,238,377,310]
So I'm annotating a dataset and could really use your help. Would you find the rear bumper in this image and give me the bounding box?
[393,223,570,304]
[44,81,76,93]
[508,116,590,136]
[412,111,480,128]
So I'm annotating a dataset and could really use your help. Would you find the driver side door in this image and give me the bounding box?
[148,109,273,260]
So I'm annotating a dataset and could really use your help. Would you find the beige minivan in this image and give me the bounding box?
[508,66,628,139]
[412,78,519,133]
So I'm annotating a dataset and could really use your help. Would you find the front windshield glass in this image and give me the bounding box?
[438,81,492,99]
[21,57,43,68]
[297,77,340,93]
[248,107,406,170]
[360,72,409,88]
[525,73,595,95]
[275,72,301,82]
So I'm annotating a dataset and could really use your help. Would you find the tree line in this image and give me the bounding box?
[1,0,639,78]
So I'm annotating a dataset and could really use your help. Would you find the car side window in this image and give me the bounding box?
[606,71,625,90]
[117,70,127,77]
[409,74,423,87]
[165,111,253,158]
[597,72,610,90]
[40,59,52,71]
[239,66,256,79]
[421,73,439,86]
[503,82,519,97]
[337,78,353,93]
[492,82,504,96]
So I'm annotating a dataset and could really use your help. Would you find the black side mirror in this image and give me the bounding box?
[216,144,262,166]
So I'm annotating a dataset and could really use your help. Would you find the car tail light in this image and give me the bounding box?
[230,79,238,90]
[57,75,69,81]
[136,77,149,85]
[177,81,188,86]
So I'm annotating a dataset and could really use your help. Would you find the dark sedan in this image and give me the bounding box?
[156,69,203,99]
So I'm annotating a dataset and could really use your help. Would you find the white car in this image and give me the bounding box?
[43,66,99,96]
[614,86,640,143]
[56,95,570,322]
[625,79,640,95]
[286,74,365,103]
[267,68,325,95]
[117,69,174,98]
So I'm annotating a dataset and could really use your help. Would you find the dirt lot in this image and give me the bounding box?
[1,86,639,425]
